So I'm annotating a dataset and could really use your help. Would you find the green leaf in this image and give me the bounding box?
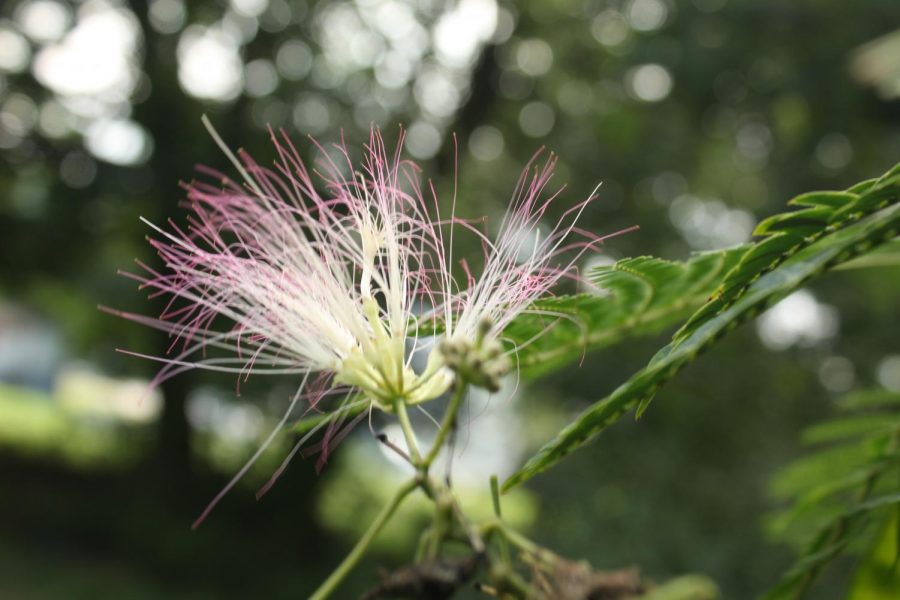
[847,513,900,600]
[754,206,834,237]
[763,537,858,600]
[503,165,900,493]
[639,575,720,600]
[673,169,899,346]
[786,191,857,209]
[503,248,746,378]
[801,414,900,445]
[837,390,900,410]
[835,239,900,270]
[764,387,900,598]
[764,497,900,599]
[853,492,900,514]
[768,443,875,501]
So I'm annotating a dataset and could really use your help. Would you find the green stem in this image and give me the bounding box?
[427,491,453,558]
[393,397,422,464]
[420,470,484,555]
[499,524,541,556]
[424,382,468,466]
[414,526,434,562]
[309,478,418,600]
[450,495,485,554]
[490,475,510,565]
[493,521,560,571]
[493,569,532,598]
[480,519,552,565]
[490,475,503,518]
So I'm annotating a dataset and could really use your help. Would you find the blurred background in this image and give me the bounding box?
[1,0,899,598]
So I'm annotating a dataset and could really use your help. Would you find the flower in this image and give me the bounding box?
[116,123,452,411]
[112,121,612,524]
[110,122,458,525]
[436,151,609,389]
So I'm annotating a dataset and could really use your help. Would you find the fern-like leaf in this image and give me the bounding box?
[504,249,746,378]
[764,390,900,599]
[672,166,899,345]
[503,164,900,492]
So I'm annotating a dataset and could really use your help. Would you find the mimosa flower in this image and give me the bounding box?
[437,152,614,389]
[111,122,618,525]
[110,123,455,525]
[115,124,453,411]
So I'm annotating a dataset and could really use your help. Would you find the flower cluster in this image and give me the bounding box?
[114,121,607,522]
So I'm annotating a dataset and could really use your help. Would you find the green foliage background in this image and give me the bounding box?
[0,0,899,598]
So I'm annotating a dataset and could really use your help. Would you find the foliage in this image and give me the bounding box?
[503,248,747,378]
[764,389,900,598]
[504,163,900,491]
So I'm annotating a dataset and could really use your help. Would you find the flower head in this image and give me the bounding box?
[437,151,609,385]
[112,121,615,524]
[116,122,452,413]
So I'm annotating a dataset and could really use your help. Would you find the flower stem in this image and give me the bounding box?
[315,384,468,594]
[490,475,511,565]
[500,524,541,556]
[393,397,422,464]
[309,478,418,600]
[427,489,453,558]
[423,382,467,467]
[489,475,503,518]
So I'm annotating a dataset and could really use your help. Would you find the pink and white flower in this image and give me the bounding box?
[111,121,613,523]
[114,122,453,413]
[443,151,606,346]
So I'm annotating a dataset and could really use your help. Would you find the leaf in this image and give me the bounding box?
[764,389,900,598]
[503,164,900,493]
[801,414,900,445]
[764,496,900,600]
[503,248,746,378]
[673,168,900,346]
[854,492,900,514]
[768,443,875,501]
[639,575,720,600]
[787,190,858,209]
[763,537,859,600]
[834,239,900,270]
[838,390,900,410]
[847,513,900,600]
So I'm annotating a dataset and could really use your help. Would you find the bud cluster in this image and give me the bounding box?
[439,318,511,393]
